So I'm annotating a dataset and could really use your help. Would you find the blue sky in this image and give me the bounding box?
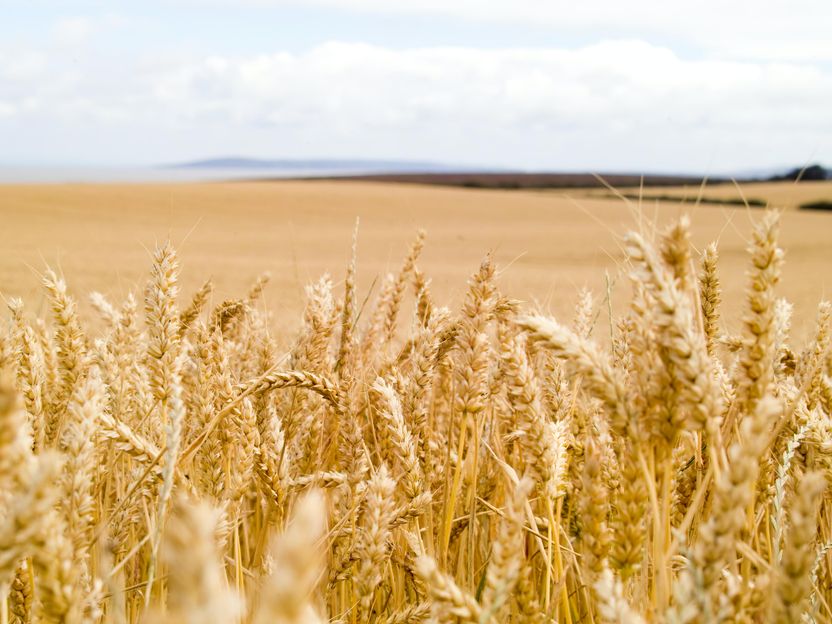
[1,1,830,172]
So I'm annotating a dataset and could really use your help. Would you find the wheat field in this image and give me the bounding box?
[1,181,832,623]
[2,180,832,339]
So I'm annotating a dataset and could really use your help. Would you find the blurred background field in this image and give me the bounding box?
[2,179,830,342]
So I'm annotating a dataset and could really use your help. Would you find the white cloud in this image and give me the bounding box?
[51,14,128,46]
[52,17,95,45]
[184,0,832,62]
[0,51,47,81]
[1,39,830,169]
[141,41,832,131]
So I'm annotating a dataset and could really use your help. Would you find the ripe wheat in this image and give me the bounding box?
[1,210,832,623]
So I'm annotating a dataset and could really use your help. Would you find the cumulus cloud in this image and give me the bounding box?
[184,0,832,62]
[51,14,127,46]
[0,51,47,81]
[116,41,832,131]
[52,17,95,45]
[1,39,830,169]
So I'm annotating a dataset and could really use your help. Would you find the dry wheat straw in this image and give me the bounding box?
[0,211,829,624]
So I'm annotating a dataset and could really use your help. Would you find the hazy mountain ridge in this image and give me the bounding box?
[164,157,474,173]
[165,157,829,181]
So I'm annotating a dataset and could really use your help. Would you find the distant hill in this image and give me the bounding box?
[767,164,830,182]
[164,157,471,173]
[301,171,728,190]
[160,157,830,189]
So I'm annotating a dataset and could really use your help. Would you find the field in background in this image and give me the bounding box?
[584,179,832,210]
[1,179,831,341]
